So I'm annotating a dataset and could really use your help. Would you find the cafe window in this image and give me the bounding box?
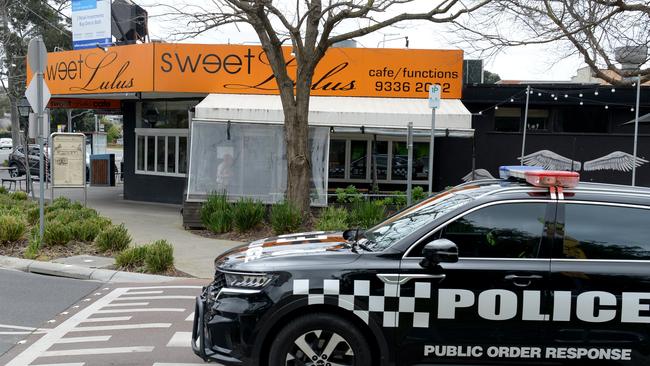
[135,128,188,176]
[350,140,368,179]
[139,100,197,129]
[527,109,549,131]
[494,107,521,132]
[328,140,345,179]
[329,137,429,182]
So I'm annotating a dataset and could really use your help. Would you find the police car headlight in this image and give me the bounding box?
[224,272,274,289]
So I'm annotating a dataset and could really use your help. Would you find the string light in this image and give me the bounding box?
[537,92,542,96]
[494,106,499,110]
[564,94,568,98]
[510,98,514,102]
[554,97,558,100]
[580,101,584,105]
[605,105,609,109]
[478,111,482,115]
[611,88,616,93]
[579,93,583,97]
[631,107,635,112]
[551,94,555,98]
[594,90,599,95]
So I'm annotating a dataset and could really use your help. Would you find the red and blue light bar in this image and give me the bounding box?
[499,166,580,188]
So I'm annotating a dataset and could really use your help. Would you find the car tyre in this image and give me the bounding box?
[8,164,21,178]
[269,313,372,366]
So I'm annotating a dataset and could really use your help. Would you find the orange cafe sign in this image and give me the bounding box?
[28,43,463,99]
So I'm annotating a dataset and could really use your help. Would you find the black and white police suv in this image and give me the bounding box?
[193,166,650,366]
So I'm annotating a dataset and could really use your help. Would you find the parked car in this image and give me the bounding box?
[7,145,50,179]
[0,138,12,150]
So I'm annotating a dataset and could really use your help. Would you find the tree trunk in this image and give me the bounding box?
[284,84,312,214]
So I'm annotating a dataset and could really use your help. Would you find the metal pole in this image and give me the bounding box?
[67,109,72,132]
[94,114,99,132]
[22,130,31,196]
[36,41,45,238]
[632,74,641,186]
[520,85,531,165]
[428,108,436,194]
[407,122,413,207]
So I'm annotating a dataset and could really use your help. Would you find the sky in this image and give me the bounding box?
[74,0,588,82]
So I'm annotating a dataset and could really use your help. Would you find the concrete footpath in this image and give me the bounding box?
[27,184,242,279]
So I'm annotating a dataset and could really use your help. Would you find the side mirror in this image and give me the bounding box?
[342,228,364,241]
[421,239,459,267]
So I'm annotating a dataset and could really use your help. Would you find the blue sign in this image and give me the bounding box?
[72,0,97,12]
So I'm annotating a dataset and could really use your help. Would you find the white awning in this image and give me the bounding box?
[194,94,473,133]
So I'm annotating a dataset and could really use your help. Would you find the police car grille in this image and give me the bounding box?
[212,271,226,293]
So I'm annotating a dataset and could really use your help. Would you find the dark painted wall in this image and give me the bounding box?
[465,84,650,187]
[122,101,186,204]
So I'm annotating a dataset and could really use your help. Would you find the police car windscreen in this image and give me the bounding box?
[364,186,492,251]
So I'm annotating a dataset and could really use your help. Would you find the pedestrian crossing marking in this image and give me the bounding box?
[69,323,171,332]
[40,346,154,357]
[55,336,112,344]
[166,332,192,347]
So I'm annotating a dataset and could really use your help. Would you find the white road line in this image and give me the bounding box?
[94,308,185,314]
[0,324,37,331]
[153,364,207,366]
[121,286,202,290]
[55,336,112,344]
[166,331,191,347]
[0,331,33,335]
[185,312,194,321]
[5,288,129,366]
[31,363,85,366]
[122,290,163,295]
[80,316,132,323]
[69,323,171,332]
[40,346,154,357]
[113,296,195,301]
[102,302,150,307]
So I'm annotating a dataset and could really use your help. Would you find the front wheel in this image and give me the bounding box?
[269,313,372,366]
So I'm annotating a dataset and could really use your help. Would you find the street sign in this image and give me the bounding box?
[51,133,86,188]
[72,0,112,49]
[27,38,47,73]
[428,84,441,109]
[25,77,51,115]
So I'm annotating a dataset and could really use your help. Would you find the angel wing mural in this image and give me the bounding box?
[518,150,581,171]
[519,150,648,173]
[583,151,649,172]
[461,169,496,182]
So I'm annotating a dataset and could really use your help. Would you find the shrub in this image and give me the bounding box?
[335,185,364,204]
[232,198,265,232]
[0,186,7,194]
[70,220,102,242]
[349,200,386,229]
[10,191,27,201]
[412,186,427,202]
[49,197,71,210]
[93,216,113,230]
[24,232,42,259]
[95,224,131,252]
[115,245,148,270]
[27,207,40,225]
[270,201,302,235]
[43,224,72,246]
[315,207,350,231]
[201,192,232,233]
[145,240,174,273]
[0,215,26,243]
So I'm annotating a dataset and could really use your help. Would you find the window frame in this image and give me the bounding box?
[554,200,650,262]
[134,128,188,177]
[402,199,557,259]
[328,132,431,184]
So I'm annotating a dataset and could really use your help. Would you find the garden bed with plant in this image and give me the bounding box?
[0,190,180,275]
[192,185,428,241]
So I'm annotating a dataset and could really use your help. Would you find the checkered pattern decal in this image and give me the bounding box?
[293,279,432,328]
